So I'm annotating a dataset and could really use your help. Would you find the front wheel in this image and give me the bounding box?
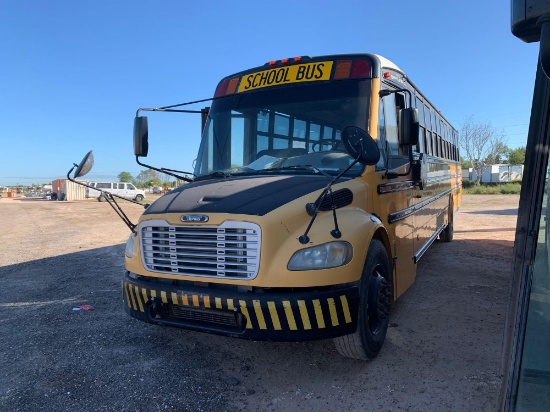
[135,194,144,202]
[334,239,392,360]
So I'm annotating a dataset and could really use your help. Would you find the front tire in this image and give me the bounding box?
[334,239,392,360]
[135,194,144,202]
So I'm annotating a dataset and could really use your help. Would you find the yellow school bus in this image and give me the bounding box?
[125,53,462,360]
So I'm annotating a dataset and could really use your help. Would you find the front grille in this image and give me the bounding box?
[140,220,261,279]
[166,305,243,330]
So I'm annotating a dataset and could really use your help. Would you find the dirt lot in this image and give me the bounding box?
[0,194,518,411]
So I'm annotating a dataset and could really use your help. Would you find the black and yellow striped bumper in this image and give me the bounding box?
[123,273,359,341]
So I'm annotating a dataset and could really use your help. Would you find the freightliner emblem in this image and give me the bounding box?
[181,215,209,223]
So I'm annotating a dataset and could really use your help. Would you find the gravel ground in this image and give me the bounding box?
[0,194,518,411]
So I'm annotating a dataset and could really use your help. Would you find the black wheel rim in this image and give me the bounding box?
[367,266,391,335]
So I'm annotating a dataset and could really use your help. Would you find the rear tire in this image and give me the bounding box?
[440,197,454,242]
[97,194,105,202]
[334,239,392,360]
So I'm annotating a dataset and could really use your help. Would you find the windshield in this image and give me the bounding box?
[194,79,372,178]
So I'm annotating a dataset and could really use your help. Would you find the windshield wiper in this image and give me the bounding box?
[194,171,233,181]
[256,165,320,174]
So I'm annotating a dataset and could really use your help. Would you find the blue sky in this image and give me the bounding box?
[0,0,539,186]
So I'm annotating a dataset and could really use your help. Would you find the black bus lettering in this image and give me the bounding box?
[259,71,269,86]
[267,70,277,85]
[250,73,260,88]
[275,68,288,83]
[296,64,324,81]
[296,65,306,81]
[242,63,325,92]
[244,76,253,90]
[315,63,325,79]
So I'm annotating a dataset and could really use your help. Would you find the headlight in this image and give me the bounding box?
[125,234,135,258]
[288,241,352,271]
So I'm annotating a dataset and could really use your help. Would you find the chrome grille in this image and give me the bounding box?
[140,220,261,279]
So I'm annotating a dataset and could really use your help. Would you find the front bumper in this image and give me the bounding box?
[123,272,359,341]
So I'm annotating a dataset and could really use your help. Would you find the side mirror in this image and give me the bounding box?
[341,126,380,165]
[511,0,550,42]
[399,108,419,146]
[133,116,149,157]
[73,150,94,178]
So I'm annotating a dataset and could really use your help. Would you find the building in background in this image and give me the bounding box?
[462,164,524,183]
[51,178,86,201]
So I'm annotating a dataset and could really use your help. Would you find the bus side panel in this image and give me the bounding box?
[393,215,416,298]
[374,179,417,299]
[413,159,453,256]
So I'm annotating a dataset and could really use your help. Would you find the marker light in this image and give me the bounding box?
[383,72,391,79]
[266,57,305,66]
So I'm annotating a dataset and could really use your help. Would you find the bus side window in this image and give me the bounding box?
[420,126,426,154]
[383,93,399,156]
[376,97,387,169]
[395,92,408,156]
[378,91,409,170]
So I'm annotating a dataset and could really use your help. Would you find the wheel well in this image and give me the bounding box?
[371,228,394,300]
[371,229,392,270]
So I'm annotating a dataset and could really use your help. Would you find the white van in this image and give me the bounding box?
[86,182,146,202]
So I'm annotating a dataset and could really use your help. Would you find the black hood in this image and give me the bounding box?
[144,175,334,216]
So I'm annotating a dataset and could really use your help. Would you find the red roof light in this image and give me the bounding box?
[351,60,371,78]
[214,79,229,97]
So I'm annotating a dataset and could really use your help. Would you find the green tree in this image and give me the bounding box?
[485,143,511,164]
[459,115,507,183]
[508,147,526,165]
[134,169,161,188]
[118,171,134,182]
[460,157,473,169]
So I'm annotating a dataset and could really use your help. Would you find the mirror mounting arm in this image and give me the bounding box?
[66,165,143,234]
[298,155,361,244]
[383,148,415,179]
[98,193,138,234]
[379,88,413,107]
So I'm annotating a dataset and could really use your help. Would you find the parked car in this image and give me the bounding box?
[86,182,146,202]
[152,186,162,194]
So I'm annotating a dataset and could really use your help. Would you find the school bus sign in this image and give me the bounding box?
[237,61,333,93]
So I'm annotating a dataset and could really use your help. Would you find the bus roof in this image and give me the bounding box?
[373,54,404,74]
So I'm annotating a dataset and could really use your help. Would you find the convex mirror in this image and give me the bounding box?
[341,126,380,165]
[73,150,94,178]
